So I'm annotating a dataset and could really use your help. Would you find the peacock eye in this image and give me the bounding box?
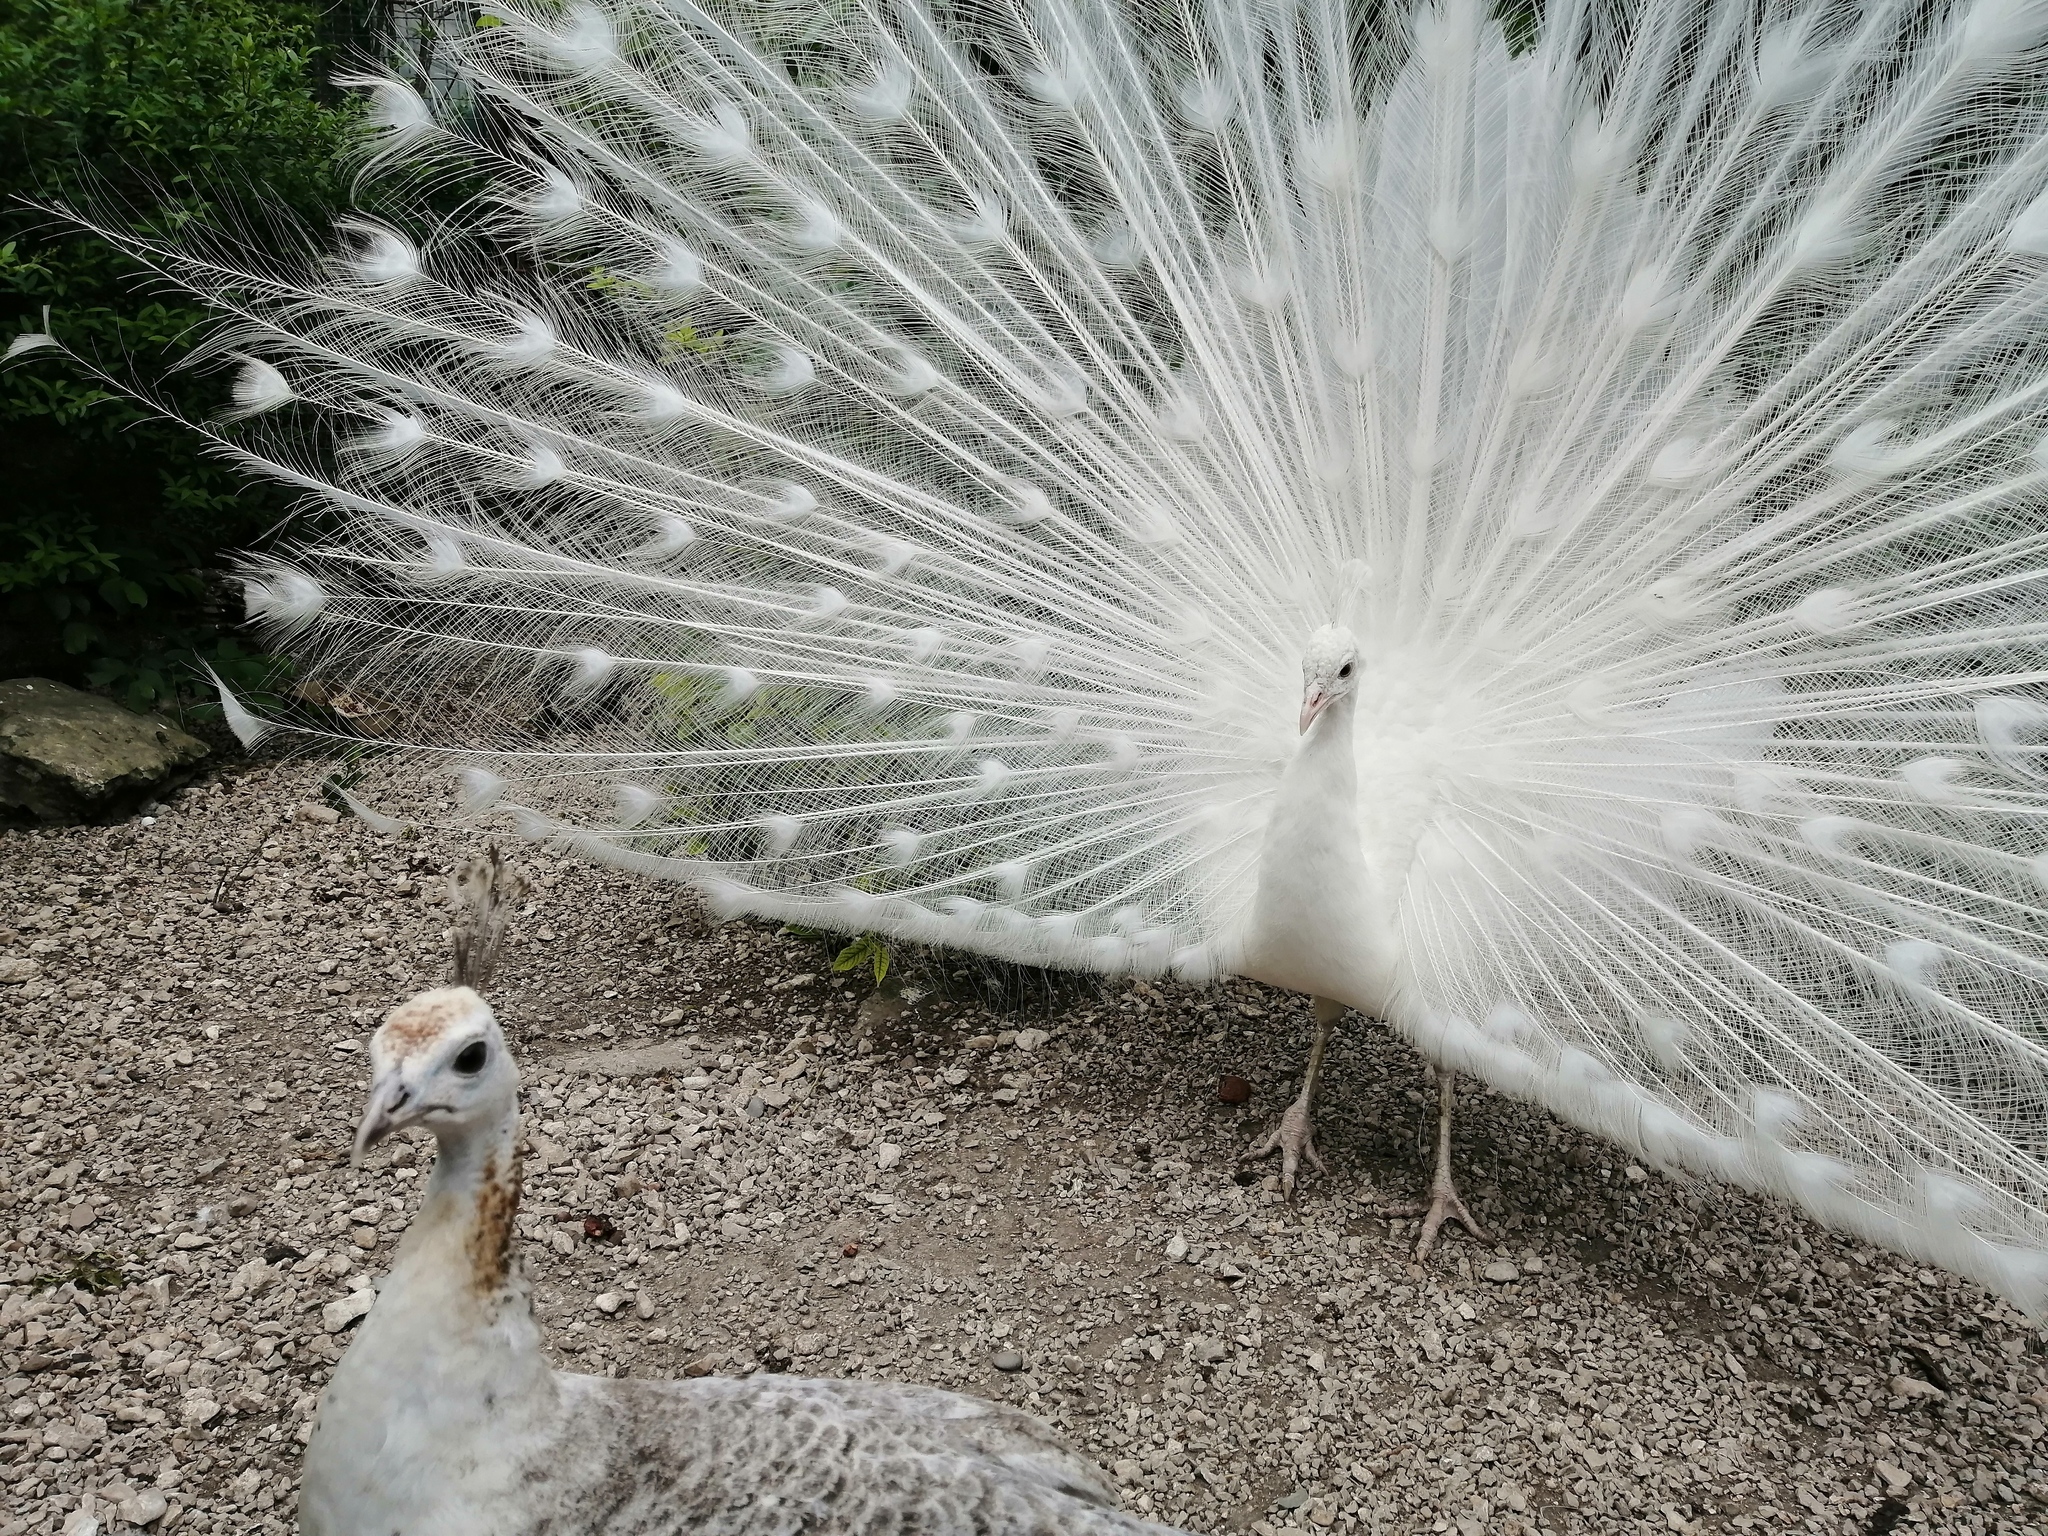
[1338,663,1352,678]
[453,1040,489,1075]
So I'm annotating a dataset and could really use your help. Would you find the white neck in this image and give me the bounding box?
[300,1107,557,1535]
[1242,690,1397,1010]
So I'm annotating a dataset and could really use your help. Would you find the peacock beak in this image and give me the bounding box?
[1299,689,1328,734]
[353,1071,416,1165]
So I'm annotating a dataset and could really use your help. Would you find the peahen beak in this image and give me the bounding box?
[353,1071,416,1166]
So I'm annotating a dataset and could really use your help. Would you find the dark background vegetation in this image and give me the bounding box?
[0,1,425,713]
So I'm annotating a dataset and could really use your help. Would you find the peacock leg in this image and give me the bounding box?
[1243,995,1342,1198]
[1404,1069,1487,1262]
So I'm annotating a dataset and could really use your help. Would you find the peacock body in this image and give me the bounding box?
[44,0,2048,1307]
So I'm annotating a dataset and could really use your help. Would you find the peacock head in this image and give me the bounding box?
[1298,625,1361,734]
[353,986,520,1164]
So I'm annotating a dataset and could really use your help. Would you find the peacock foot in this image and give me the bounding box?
[1389,1173,1487,1264]
[1243,1093,1328,1200]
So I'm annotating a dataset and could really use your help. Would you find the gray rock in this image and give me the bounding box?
[992,1349,1024,1372]
[1483,1259,1521,1283]
[178,1395,221,1428]
[116,1489,169,1527]
[0,677,207,824]
[322,1288,377,1333]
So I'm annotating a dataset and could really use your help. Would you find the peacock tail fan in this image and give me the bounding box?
[47,0,2048,1310]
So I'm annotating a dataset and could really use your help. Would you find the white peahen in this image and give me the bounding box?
[308,983,1188,1534]
[30,0,2048,1304]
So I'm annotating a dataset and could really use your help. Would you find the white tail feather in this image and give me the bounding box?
[108,0,2048,1313]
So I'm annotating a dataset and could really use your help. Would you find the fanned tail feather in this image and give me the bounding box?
[74,0,2048,1308]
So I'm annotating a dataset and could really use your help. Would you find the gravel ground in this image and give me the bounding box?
[2,753,2046,1536]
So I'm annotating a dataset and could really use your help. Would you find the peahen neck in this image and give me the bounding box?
[301,1107,555,1535]
[1242,689,1397,1012]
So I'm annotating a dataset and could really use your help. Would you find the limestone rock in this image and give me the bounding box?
[0,677,207,823]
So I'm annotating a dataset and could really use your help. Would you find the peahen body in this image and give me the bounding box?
[307,985,1187,1535]
[33,0,2048,1307]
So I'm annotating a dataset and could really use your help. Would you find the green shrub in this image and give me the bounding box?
[0,0,355,712]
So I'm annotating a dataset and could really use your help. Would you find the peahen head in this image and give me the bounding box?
[353,986,519,1164]
[1298,625,1361,735]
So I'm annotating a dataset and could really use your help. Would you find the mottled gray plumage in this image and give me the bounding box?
[304,986,1185,1536]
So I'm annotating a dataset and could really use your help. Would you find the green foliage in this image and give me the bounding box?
[831,931,893,987]
[782,923,895,989]
[0,0,354,712]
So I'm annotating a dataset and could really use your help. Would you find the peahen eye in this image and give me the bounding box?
[1338,663,1352,678]
[453,1041,488,1075]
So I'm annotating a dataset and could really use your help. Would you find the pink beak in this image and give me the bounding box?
[1299,690,1328,735]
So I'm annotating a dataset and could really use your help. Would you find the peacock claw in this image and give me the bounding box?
[1389,1178,1487,1263]
[1243,1094,1328,1200]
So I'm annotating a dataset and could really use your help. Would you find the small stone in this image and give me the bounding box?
[635,1291,656,1321]
[116,1490,170,1527]
[1624,1164,1648,1183]
[180,1396,221,1427]
[1875,1461,1911,1493]
[1520,1254,1545,1274]
[143,1274,173,1311]
[1165,1234,1189,1262]
[683,1357,716,1378]
[0,955,39,984]
[226,1194,262,1218]
[1276,1490,1310,1510]
[232,1259,276,1297]
[1217,1075,1252,1104]
[966,1035,997,1052]
[60,1510,98,1536]
[841,1243,859,1258]
[350,1226,380,1250]
[1013,1028,1050,1052]
[1483,1259,1520,1283]
[65,1203,97,1230]
[1890,1374,1944,1400]
[594,1291,624,1315]
[323,1289,376,1333]
[1113,1459,1142,1485]
[295,801,341,824]
[875,1143,903,1171]
[992,1349,1024,1372]
[1309,1507,1335,1529]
